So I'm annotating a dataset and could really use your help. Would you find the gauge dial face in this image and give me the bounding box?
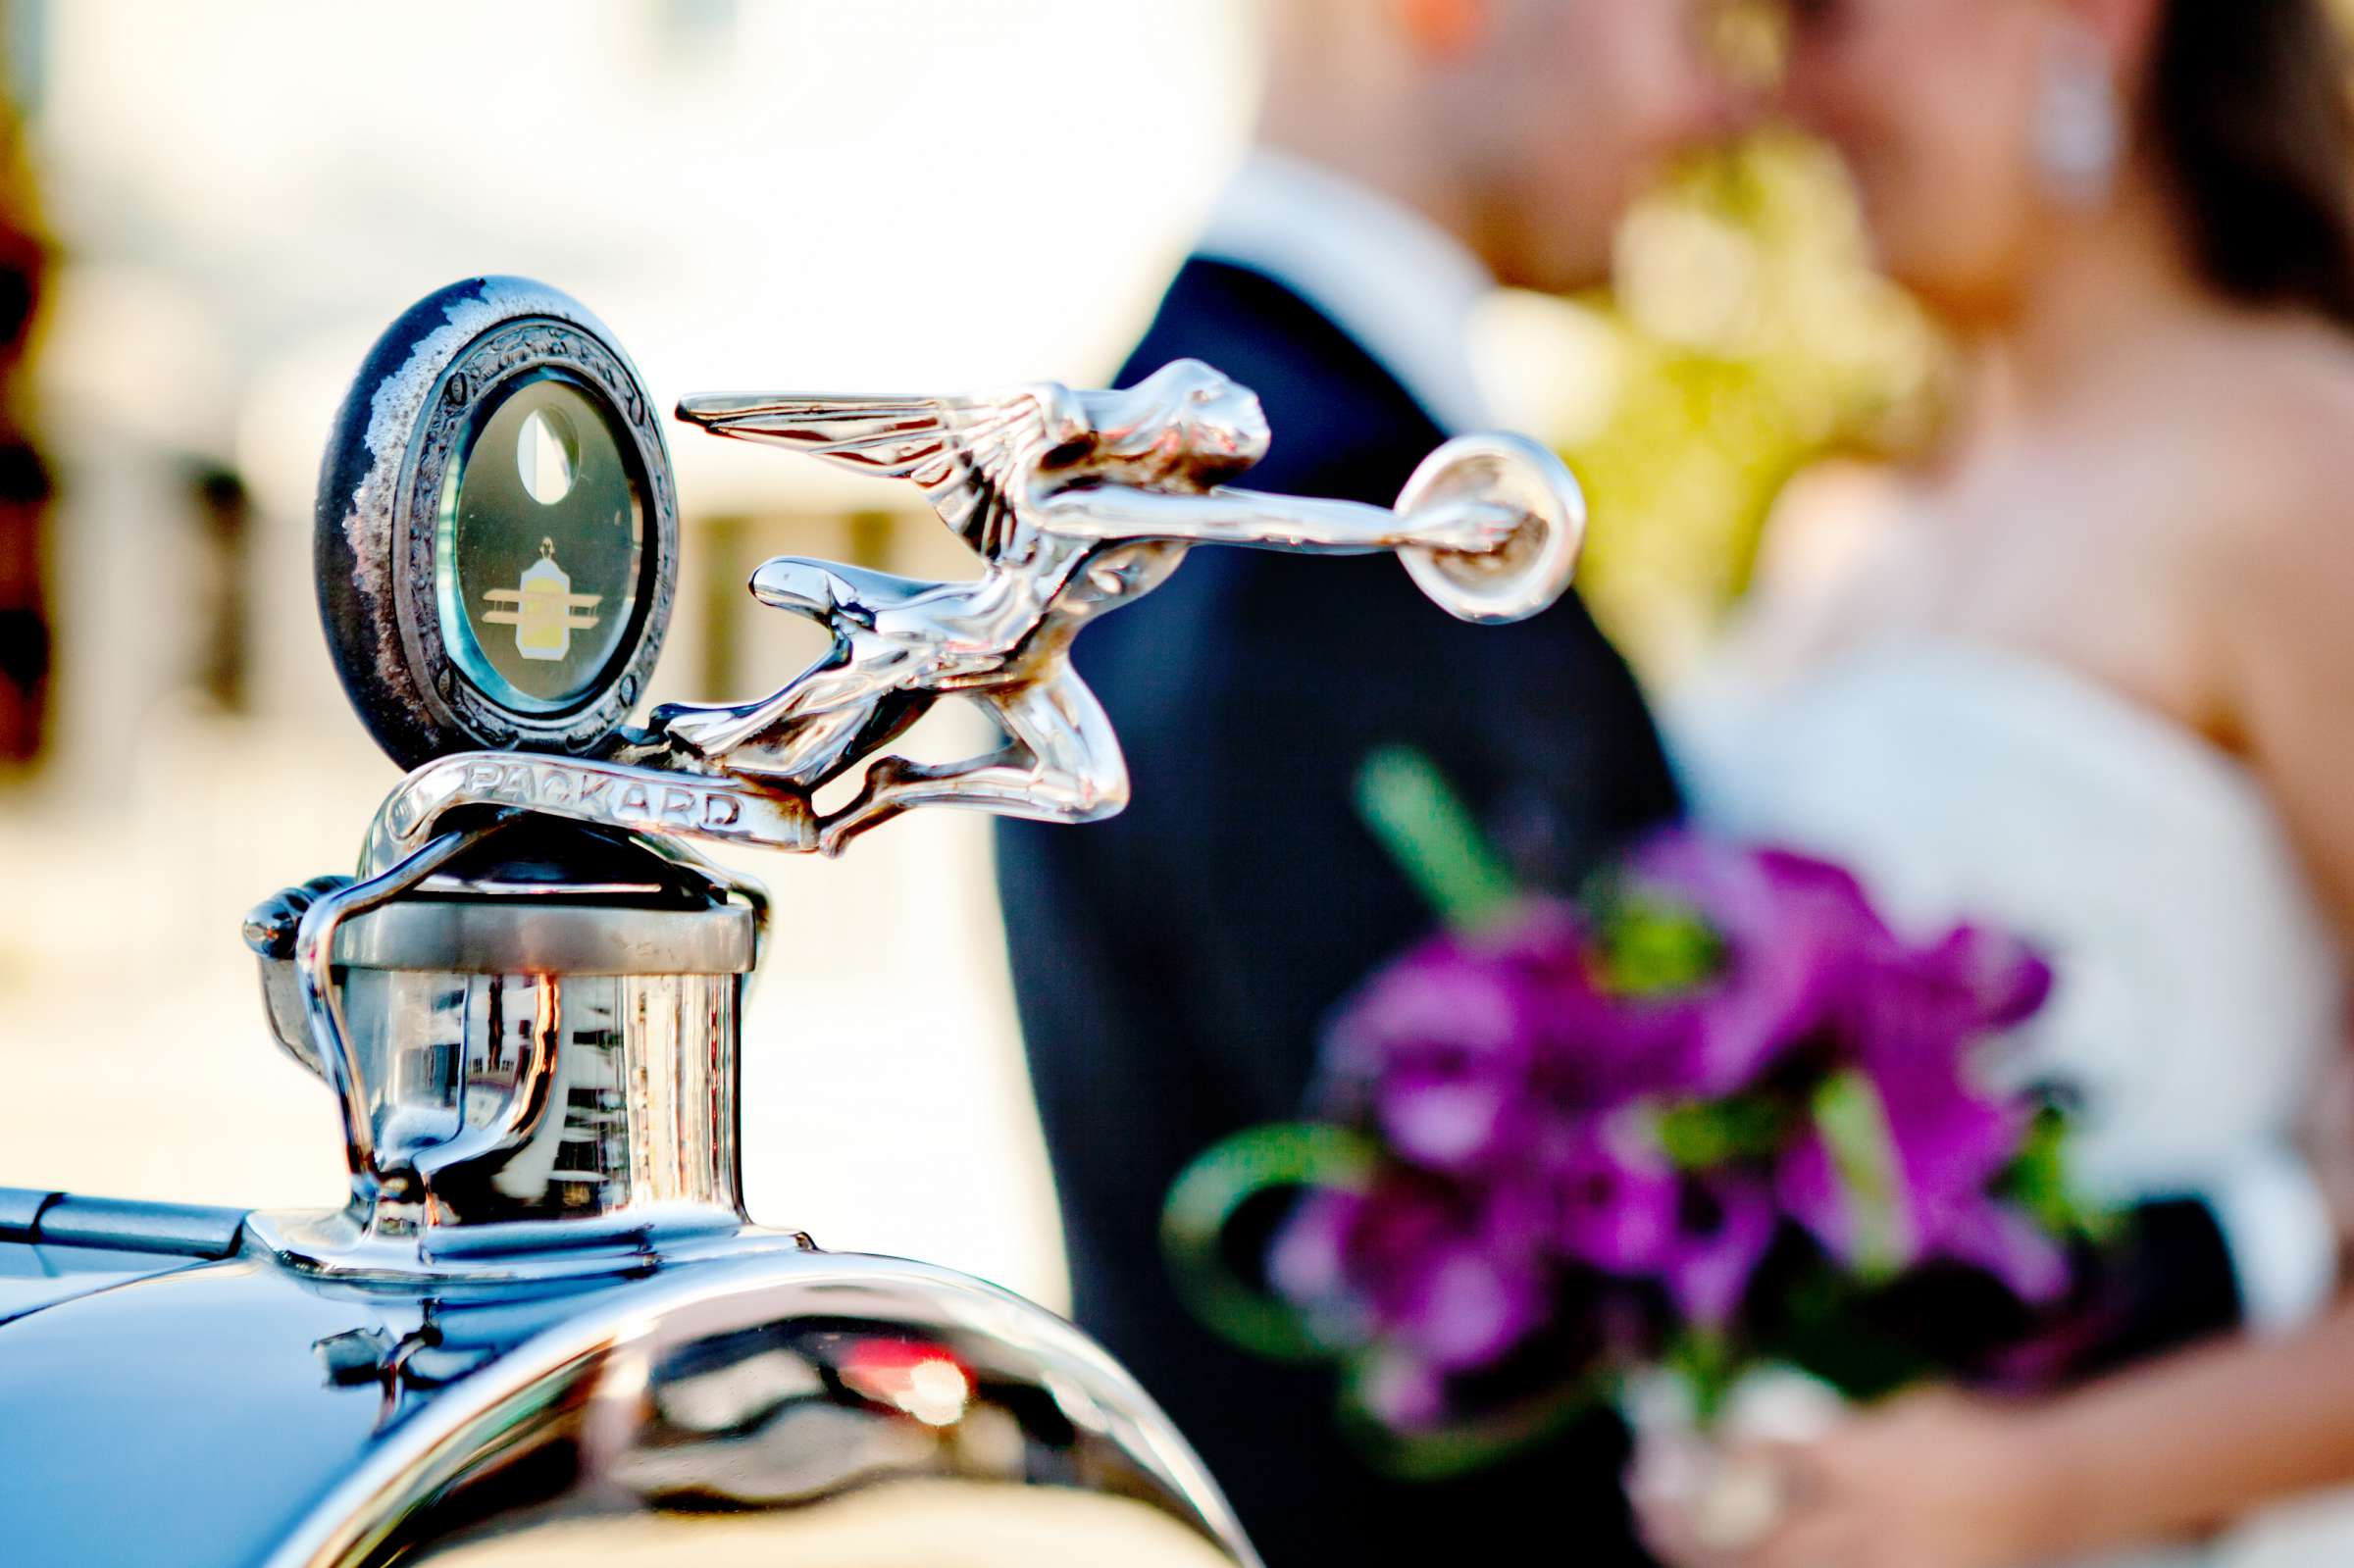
[435,370,649,714]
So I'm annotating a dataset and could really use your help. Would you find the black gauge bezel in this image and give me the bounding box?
[317,278,678,772]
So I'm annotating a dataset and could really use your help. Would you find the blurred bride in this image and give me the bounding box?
[1640,0,2354,1564]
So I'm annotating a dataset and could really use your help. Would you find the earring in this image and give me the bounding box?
[2034,17,2124,208]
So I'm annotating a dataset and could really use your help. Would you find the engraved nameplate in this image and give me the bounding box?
[365,752,815,874]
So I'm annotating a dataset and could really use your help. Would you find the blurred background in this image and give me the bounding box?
[0,0,1937,1310]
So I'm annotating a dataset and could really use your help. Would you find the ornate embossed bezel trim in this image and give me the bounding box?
[318,278,679,769]
[390,313,678,757]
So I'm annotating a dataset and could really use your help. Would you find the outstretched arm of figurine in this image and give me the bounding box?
[1037,484,1520,557]
[813,667,1129,857]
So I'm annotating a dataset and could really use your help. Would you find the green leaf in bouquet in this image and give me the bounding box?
[1654,1093,1796,1168]
[1588,890,1726,998]
[1764,1261,1941,1405]
[1355,745,1521,936]
[1663,1326,1742,1427]
[1812,1068,1910,1281]
[1160,1123,1380,1363]
[1336,1352,1604,1481]
[1994,1104,2117,1244]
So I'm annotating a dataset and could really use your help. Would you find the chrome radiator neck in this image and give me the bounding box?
[245,817,767,1275]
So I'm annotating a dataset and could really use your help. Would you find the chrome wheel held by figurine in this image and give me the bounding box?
[0,276,1586,1566]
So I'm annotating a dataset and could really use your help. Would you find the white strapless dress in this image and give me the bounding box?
[1668,637,2352,1568]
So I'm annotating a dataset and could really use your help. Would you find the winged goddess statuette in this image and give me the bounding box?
[365,356,1583,871]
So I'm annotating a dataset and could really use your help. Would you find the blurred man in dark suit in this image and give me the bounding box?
[998,4,1733,1563]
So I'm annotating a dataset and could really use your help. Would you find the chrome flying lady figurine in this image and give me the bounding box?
[634,361,1579,855]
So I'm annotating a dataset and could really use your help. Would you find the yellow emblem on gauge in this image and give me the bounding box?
[482,537,602,662]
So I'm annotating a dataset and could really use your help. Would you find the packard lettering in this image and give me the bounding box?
[411,757,759,845]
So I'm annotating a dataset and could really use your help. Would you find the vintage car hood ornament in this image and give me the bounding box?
[360,351,1578,871]
[1,276,1585,1566]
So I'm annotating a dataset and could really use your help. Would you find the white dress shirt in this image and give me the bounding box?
[1198,149,1496,436]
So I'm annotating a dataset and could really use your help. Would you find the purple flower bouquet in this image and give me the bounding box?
[1162,756,2095,1475]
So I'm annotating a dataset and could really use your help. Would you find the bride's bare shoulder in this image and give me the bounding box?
[2189,318,2354,565]
[2182,320,2354,703]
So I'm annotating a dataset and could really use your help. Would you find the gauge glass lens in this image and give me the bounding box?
[435,370,647,713]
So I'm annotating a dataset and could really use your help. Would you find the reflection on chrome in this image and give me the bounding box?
[262,1254,1254,1568]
